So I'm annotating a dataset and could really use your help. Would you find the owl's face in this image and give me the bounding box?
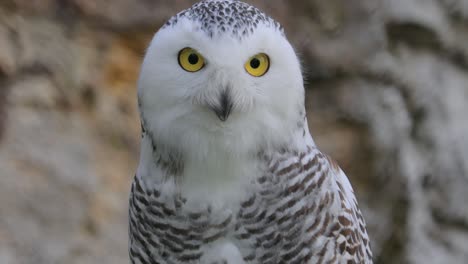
[138,0,305,157]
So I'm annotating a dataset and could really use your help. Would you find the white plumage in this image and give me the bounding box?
[129,0,373,263]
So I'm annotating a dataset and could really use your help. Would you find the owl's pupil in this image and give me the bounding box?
[250,58,260,69]
[188,53,199,64]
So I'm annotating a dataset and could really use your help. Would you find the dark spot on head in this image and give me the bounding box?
[162,0,284,39]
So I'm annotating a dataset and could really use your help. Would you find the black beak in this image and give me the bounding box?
[210,90,233,122]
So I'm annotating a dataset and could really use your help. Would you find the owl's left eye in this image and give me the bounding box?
[178,48,205,72]
[245,53,270,77]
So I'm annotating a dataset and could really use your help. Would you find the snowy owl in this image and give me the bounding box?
[129,0,373,263]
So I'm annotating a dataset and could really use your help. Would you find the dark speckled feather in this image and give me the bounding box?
[163,0,283,39]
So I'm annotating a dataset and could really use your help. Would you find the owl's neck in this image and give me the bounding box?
[136,128,263,207]
[136,115,315,205]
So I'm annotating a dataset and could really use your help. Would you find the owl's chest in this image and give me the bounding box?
[130,175,322,263]
[177,154,261,207]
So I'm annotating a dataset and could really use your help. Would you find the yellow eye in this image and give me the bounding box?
[178,48,205,72]
[244,53,270,77]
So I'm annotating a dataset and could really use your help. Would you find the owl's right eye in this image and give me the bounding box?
[178,48,205,72]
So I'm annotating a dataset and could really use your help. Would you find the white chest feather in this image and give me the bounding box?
[179,152,259,209]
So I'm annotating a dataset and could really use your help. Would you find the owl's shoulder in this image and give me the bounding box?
[265,146,373,263]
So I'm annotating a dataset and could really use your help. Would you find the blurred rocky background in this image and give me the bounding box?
[1,0,467,263]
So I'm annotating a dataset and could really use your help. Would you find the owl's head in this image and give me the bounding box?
[138,0,305,158]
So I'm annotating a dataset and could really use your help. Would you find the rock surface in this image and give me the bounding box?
[1,0,467,263]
